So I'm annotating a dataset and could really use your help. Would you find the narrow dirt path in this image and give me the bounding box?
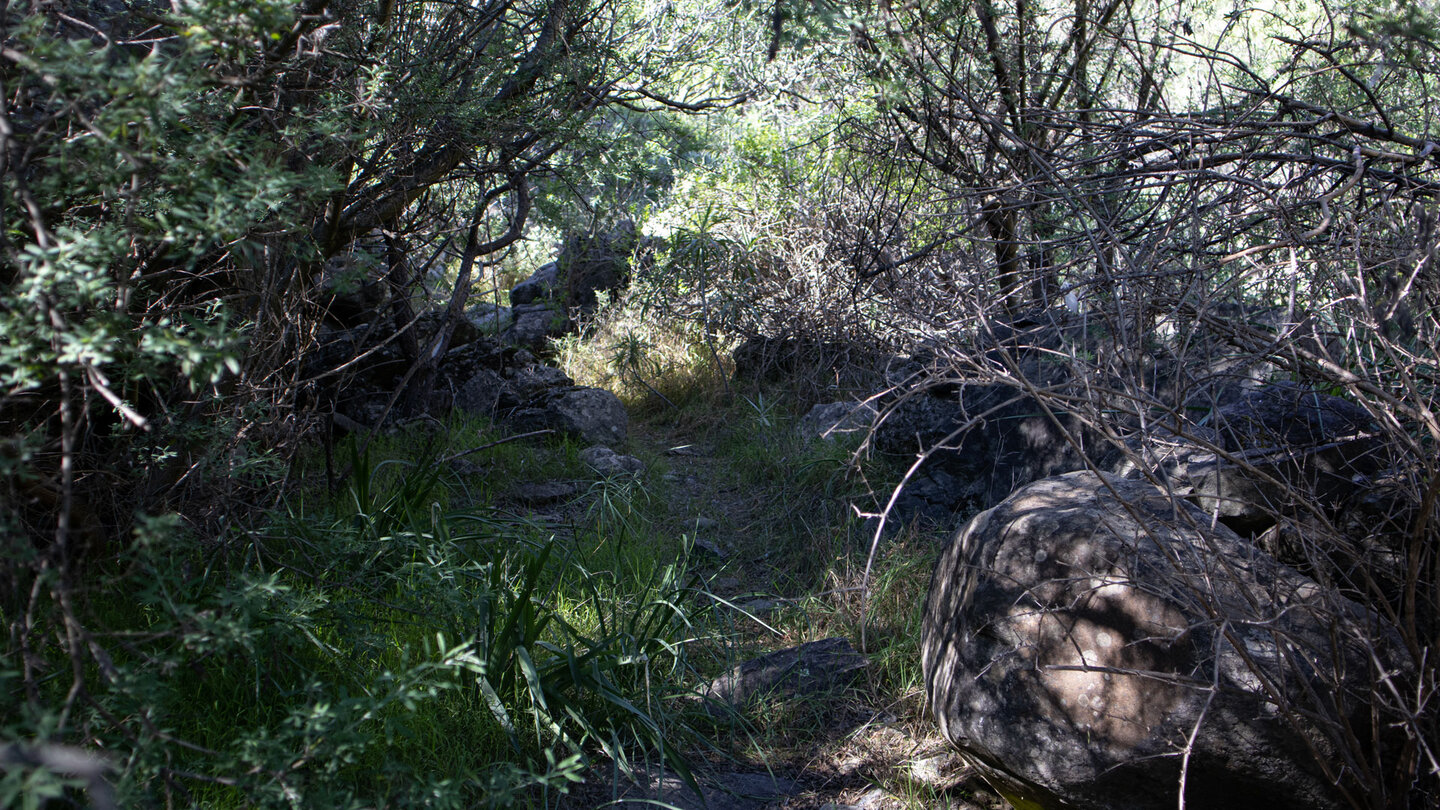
[601,415,998,810]
[626,418,784,602]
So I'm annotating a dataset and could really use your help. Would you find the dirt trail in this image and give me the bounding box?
[626,418,781,599]
[599,417,994,810]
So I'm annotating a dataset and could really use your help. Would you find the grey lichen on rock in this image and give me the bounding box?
[580,445,644,477]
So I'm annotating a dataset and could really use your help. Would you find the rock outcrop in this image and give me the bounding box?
[1137,381,1384,534]
[875,375,1119,515]
[498,222,644,347]
[508,386,628,446]
[309,322,628,446]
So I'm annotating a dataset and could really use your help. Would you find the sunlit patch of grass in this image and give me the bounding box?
[852,539,938,696]
[557,297,733,418]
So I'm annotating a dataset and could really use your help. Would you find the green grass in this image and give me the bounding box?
[7,422,720,808]
[6,375,951,809]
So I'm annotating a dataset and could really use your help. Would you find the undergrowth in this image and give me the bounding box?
[5,354,941,809]
[2,426,711,808]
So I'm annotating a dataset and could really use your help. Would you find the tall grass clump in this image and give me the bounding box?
[2,440,704,808]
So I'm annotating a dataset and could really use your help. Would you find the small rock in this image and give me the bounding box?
[909,751,969,788]
[513,481,580,505]
[580,446,644,477]
[606,768,799,810]
[662,472,702,489]
[691,516,719,531]
[710,576,741,593]
[693,538,728,558]
[800,401,879,442]
[734,598,781,615]
[705,637,868,708]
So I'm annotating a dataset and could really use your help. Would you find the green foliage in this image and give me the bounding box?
[2,436,706,807]
[0,3,343,550]
[4,0,1434,806]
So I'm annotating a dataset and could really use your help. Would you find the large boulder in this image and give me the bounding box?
[465,301,513,334]
[556,221,640,317]
[502,303,567,348]
[922,471,1399,810]
[509,261,561,306]
[453,368,506,418]
[506,222,642,324]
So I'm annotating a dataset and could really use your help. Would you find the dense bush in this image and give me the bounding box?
[4,0,1438,806]
[4,432,706,807]
[0,1,711,805]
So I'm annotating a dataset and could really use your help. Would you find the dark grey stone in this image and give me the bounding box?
[692,538,727,558]
[454,368,505,418]
[875,376,1119,517]
[502,305,566,348]
[800,401,879,442]
[556,221,639,317]
[923,471,1404,810]
[504,364,574,403]
[465,302,513,334]
[1139,382,1384,534]
[603,768,800,810]
[509,261,560,305]
[508,387,628,446]
[731,335,856,382]
[513,481,580,505]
